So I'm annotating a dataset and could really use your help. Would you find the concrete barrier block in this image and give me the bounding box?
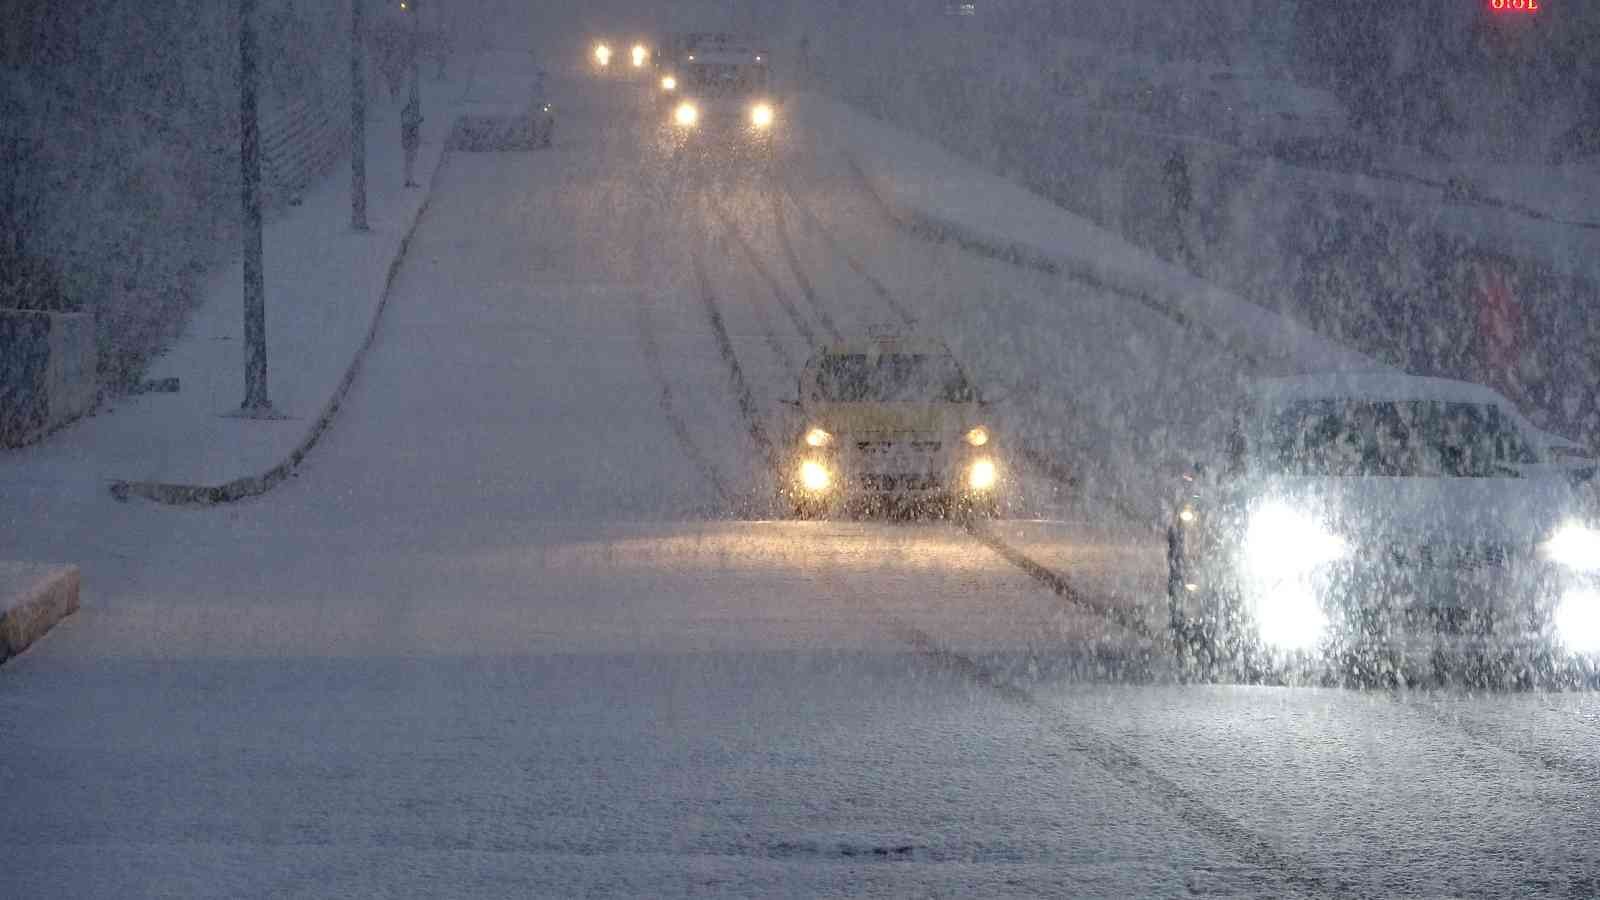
[0,562,80,664]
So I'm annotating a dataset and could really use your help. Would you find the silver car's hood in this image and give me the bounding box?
[1236,475,1580,546]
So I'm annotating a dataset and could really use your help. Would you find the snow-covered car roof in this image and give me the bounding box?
[1244,371,1516,408]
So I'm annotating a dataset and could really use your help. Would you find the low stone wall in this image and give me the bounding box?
[1,310,97,448]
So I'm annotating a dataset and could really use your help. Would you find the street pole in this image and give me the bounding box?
[410,0,422,119]
[238,0,273,415]
[351,0,369,231]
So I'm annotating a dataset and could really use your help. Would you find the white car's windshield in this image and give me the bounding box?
[1261,400,1536,478]
[813,353,975,403]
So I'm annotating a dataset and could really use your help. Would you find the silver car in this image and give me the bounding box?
[1167,372,1600,687]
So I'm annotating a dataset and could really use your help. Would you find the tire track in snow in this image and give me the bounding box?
[706,195,829,348]
[700,197,801,378]
[691,243,777,471]
[777,178,918,328]
[769,190,843,342]
[892,622,1364,899]
[632,292,737,510]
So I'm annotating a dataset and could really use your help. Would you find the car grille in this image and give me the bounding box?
[855,440,943,453]
[861,474,942,492]
[1385,541,1525,571]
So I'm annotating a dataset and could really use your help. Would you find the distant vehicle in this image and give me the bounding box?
[1166,372,1600,686]
[664,33,776,141]
[781,336,1001,518]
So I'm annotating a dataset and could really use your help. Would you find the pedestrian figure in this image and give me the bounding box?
[401,90,423,187]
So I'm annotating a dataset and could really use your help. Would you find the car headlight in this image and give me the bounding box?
[1556,588,1600,654]
[1239,501,1341,652]
[1242,500,1348,582]
[799,461,832,492]
[1543,522,1600,573]
[632,44,648,67]
[804,427,833,448]
[674,102,698,127]
[964,426,989,447]
[594,44,612,66]
[661,75,676,91]
[751,103,774,128]
[968,459,997,491]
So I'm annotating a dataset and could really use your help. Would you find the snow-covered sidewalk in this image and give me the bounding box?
[794,92,1376,376]
[0,67,482,505]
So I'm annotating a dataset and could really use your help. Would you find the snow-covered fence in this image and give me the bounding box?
[260,93,347,207]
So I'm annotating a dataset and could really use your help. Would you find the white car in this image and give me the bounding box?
[1166,372,1600,686]
[781,336,1001,518]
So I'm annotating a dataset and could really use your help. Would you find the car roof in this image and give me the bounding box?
[1245,371,1515,408]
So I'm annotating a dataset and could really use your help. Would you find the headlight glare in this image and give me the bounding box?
[1243,501,1348,582]
[1543,522,1600,573]
[594,43,612,66]
[632,44,648,67]
[804,427,832,448]
[964,426,989,447]
[1556,588,1600,654]
[799,461,832,492]
[661,75,676,91]
[751,103,774,128]
[674,103,698,127]
[968,459,997,491]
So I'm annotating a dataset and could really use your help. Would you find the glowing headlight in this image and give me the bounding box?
[674,103,698,127]
[1556,588,1600,654]
[632,44,648,67]
[751,103,774,128]
[661,75,677,92]
[964,426,989,447]
[1543,522,1600,573]
[968,459,997,491]
[804,427,833,448]
[594,44,612,66]
[1178,506,1196,523]
[1243,501,1348,582]
[799,461,832,492]
[1253,585,1327,653]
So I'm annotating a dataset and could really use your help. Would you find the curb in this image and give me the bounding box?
[109,129,458,507]
[1,563,80,665]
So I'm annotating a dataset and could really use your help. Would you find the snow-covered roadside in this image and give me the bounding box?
[793,92,1376,378]
[0,57,487,507]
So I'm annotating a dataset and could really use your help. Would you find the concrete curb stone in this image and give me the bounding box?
[0,562,80,664]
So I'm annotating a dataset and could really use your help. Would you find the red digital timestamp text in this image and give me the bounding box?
[1489,0,1540,11]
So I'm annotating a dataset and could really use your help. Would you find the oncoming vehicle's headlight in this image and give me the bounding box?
[674,103,698,127]
[1542,522,1600,573]
[964,426,989,447]
[594,43,612,66]
[1556,588,1600,654]
[661,75,677,92]
[631,44,648,67]
[1240,500,1345,652]
[968,459,997,491]
[751,103,774,128]
[799,461,832,492]
[1243,501,1349,582]
[804,427,832,448]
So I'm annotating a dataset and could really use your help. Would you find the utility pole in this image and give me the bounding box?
[410,0,423,119]
[238,0,273,416]
[351,0,369,231]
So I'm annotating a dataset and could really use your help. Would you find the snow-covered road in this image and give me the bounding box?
[4,33,1600,898]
